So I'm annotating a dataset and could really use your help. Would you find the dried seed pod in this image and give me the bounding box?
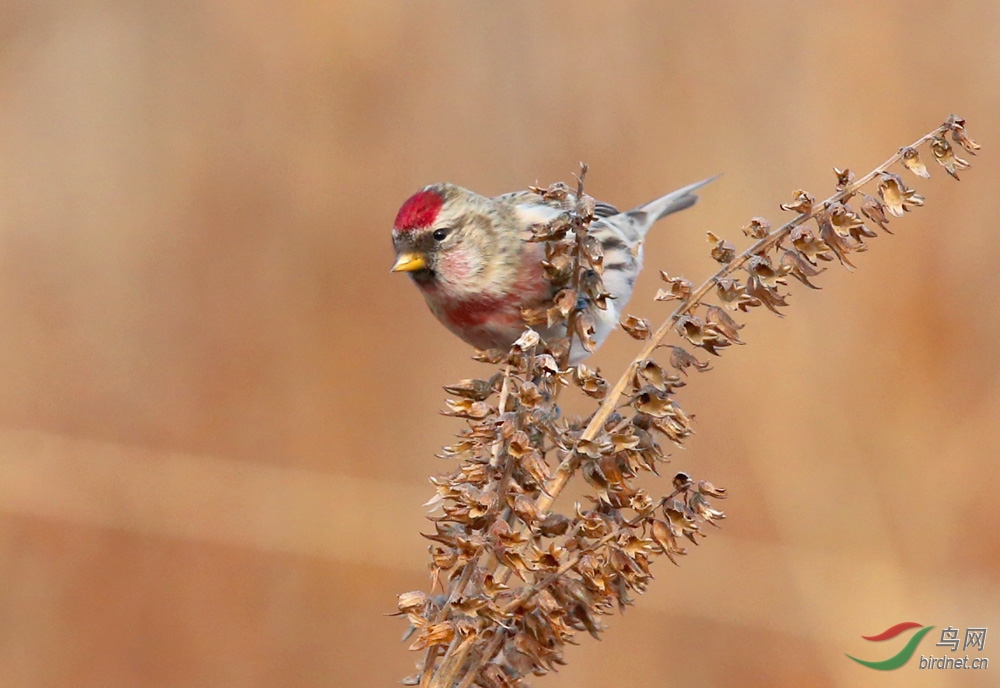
[742,216,771,238]
[519,448,551,487]
[930,136,970,179]
[860,193,893,233]
[946,114,980,155]
[528,213,572,241]
[443,378,496,401]
[512,328,541,351]
[715,277,760,312]
[900,146,931,178]
[576,193,597,222]
[408,621,456,651]
[574,363,608,399]
[656,273,694,301]
[575,435,613,459]
[547,288,577,327]
[746,255,788,287]
[833,167,855,190]
[697,480,728,499]
[517,381,544,408]
[780,250,824,289]
[631,387,678,418]
[633,359,683,393]
[829,203,871,239]
[790,225,831,264]
[530,180,571,202]
[669,346,711,374]
[396,591,429,613]
[574,312,598,352]
[579,269,612,310]
[676,315,730,355]
[537,513,571,537]
[673,472,694,490]
[707,231,737,263]
[472,348,507,364]
[442,398,493,419]
[511,493,540,525]
[877,172,925,217]
[581,235,604,271]
[651,519,683,563]
[520,305,548,327]
[620,314,652,340]
[745,274,789,314]
[816,210,857,269]
[542,248,575,285]
[690,491,726,524]
[780,189,815,214]
[706,306,744,344]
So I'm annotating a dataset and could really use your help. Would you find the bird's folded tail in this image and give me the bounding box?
[624,174,721,238]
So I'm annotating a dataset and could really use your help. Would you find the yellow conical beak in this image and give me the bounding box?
[391,252,428,273]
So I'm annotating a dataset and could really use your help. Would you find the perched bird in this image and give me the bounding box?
[391,177,715,364]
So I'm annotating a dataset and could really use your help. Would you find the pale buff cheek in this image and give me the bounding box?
[436,248,484,296]
[438,237,517,298]
[438,250,472,280]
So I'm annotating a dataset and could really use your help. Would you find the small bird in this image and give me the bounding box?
[391,177,715,364]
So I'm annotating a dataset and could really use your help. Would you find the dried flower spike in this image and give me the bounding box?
[401,116,977,688]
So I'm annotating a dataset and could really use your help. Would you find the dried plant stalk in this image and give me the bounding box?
[394,115,978,688]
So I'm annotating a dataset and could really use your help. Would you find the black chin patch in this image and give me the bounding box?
[411,268,436,285]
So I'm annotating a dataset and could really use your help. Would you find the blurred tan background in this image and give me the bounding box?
[0,1,997,687]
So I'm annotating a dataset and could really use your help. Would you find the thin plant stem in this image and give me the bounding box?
[558,164,590,372]
[454,631,507,688]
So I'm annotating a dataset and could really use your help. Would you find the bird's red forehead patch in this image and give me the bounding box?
[394,189,444,231]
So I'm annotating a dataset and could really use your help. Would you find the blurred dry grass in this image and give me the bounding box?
[0,1,997,687]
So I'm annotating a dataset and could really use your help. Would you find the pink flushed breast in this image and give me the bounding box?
[442,245,551,336]
[441,292,520,329]
[421,240,553,350]
[439,244,549,330]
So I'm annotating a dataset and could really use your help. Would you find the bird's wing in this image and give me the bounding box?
[500,175,716,245]
[497,190,620,226]
[594,201,621,218]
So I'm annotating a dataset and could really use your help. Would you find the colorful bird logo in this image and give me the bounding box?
[846,622,935,670]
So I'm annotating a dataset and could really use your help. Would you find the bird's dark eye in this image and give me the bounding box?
[432,228,450,242]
